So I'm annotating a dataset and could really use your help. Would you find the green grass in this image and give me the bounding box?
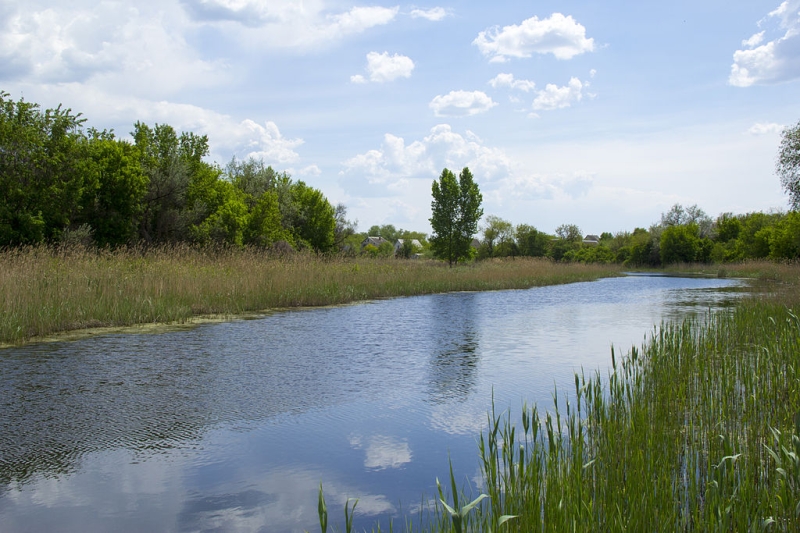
[318,265,800,532]
[0,244,620,346]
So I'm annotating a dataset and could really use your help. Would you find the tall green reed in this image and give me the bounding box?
[319,285,800,532]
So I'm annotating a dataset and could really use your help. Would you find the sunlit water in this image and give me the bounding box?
[0,274,745,532]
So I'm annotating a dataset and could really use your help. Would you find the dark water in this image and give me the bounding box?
[0,274,744,532]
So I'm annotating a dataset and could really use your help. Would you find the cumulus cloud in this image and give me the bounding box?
[119,98,305,164]
[180,0,293,26]
[748,122,785,135]
[410,7,447,21]
[488,73,536,92]
[429,90,497,117]
[0,2,224,94]
[487,172,595,203]
[340,124,512,197]
[181,1,400,49]
[473,13,595,62]
[729,0,800,86]
[238,119,304,163]
[532,77,584,110]
[353,51,414,83]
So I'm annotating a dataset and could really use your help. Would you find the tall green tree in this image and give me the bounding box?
[0,92,90,245]
[287,181,336,252]
[777,120,800,210]
[429,167,483,266]
[82,132,149,247]
[659,223,713,264]
[480,215,514,258]
[515,224,550,257]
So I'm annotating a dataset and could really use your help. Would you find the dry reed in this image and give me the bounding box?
[0,244,620,345]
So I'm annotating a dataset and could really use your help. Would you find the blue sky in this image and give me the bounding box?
[2,0,799,235]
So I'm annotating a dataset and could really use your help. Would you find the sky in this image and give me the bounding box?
[2,0,799,235]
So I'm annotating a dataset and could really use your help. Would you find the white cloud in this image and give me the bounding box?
[729,0,800,86]
[742,31,765,48]
[488,73,536,92]
[748,122,785,135]
[0,2,224,95]
[298,165,322,176]
[473,13,595,62]
[410,7,447,21]
[429,90,497,117]
[485,172,595,205]
[180,1,399,50]
[353,51,415,83]
[113,97,304,164]
[532,77,584,110]
[339,124,512,198]
[239,119,304,163]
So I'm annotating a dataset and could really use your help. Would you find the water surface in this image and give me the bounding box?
[0,274,744,532]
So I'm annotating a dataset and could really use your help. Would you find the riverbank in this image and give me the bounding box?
[0,245,621,346]
[331,262,800,532]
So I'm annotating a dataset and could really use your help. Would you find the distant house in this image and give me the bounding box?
[394,239,422,253]
[361,236,389,249]
[471,238,481,249]
[394,239,422,259]
[583,234,600,246]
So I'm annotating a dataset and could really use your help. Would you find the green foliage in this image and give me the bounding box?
[554,223,582,242]
[133,122,195,242]
[367,224,399,243]
[660,223,702,264]
[0,91,90,245]
[515,224,550,258]
[333,203,357,250]
[396,238,422,259]
[244,191,292,247]
[288,181,336,252]
[227,156,279,199]
[661,203,712,236]
[732,212,782,259]
[715,212,741,243]
[563,244,616,264]
[777,119,800,210]
[190,183,250,246]
[82,134,148,246]
[769,211,800,259]
[480,215,514,258]
[429,167,483,266]
[376,241,395,257]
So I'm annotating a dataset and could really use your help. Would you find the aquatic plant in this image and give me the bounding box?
[318,283,800,532]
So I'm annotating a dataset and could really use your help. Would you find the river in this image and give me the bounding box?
[0,274,744,532]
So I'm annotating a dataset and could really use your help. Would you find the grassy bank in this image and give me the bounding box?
[318,264,800,532]
[0,245,620,346]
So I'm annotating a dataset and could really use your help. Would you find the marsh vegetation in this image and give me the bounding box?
[317,265,800,532]
[0,244,620,345]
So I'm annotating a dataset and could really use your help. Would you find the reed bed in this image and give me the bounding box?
[470,297,800,532]
[0,245,619,345]
[317,266,800,532]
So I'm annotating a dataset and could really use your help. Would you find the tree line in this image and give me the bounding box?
[472,203,800,265]
[3,90,799,266]
[431,119,800,266]
[0,92,353,252]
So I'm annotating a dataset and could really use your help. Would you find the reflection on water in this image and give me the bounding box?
[427,293,481,405]
[0,274,746,532]
[350,434,412,470]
